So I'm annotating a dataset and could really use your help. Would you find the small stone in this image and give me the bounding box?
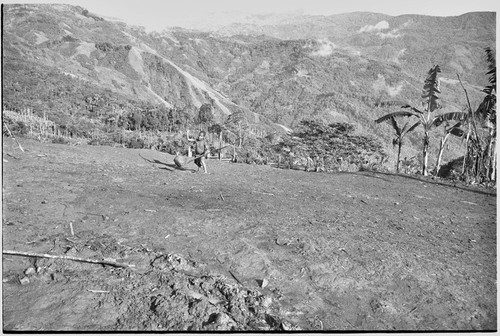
[215,313,236,330]
[249,320,271,330]
[41,200,47,204]
[216,313,231,325]
[19,277,30,285]
[276,237,290,246]
[24,267,36,275]
[51,273,65,282]
[281,321,292,330]
[259,278,269,288]
[261,296,273,308]
[38,274,52,283]
[281,321,300,330]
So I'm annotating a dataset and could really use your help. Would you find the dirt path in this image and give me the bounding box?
[2,137,497,331]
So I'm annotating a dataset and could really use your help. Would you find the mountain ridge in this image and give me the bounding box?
[2,4,495,164]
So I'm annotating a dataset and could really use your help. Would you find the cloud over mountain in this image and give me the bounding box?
[310,39,337,57]
[358,20,390,33]
[377,29,402,39]
[372,74,404,97]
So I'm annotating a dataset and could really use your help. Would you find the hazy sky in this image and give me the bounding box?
[3,0,499,31]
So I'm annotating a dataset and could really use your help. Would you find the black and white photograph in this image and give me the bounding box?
[1,0,497,332]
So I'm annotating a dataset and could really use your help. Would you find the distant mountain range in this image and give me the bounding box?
[1,4,496,159]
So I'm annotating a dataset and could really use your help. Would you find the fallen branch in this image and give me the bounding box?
[228,269,244,286]
[2,250,135,268]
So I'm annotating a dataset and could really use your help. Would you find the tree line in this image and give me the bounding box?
[375,48,496,183]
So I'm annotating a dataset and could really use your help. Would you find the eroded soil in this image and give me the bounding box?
[2,137,497,331]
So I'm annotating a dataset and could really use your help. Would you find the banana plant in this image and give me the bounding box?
[482,47,496,180]
[463,47,496,181]
[477,47,496,181]
[383,116,420,173]
[375,65,467,176]
[434,121,465,176]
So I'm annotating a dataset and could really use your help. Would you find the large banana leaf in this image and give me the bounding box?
[389,117,401,135]
[477,48,496,127]
[422,65,441,112]
[375,111,421,124]
[375,100,410,108]
[476,94,496,127]
[400,105,424,114]
[405,121,421,134]
[449,127,465,137]
[482,47,496,96]
[431,111,468,127]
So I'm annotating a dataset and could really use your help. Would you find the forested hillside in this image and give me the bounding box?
[1,4,495,173]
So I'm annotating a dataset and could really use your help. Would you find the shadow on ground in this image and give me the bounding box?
[139,153,196,173]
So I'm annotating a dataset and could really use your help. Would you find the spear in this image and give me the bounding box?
[3,122,24,152]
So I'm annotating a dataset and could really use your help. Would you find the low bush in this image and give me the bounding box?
[52,136,69,144]
[438,157,464,180]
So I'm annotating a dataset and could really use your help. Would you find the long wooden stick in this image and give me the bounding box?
[5,152,20,160]
[186,145,232,164]
[2,250,135,268]
[183,153,206,165]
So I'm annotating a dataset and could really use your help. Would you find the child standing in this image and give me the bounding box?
[187,130,208,173]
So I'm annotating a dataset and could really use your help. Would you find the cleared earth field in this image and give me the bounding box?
[2,137,496,331]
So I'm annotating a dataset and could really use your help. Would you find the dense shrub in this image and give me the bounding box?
[3,116,29,136]
[127,138,145,149]
[438,157,464,180]
[52,136,69,144]
[274,119,386,172]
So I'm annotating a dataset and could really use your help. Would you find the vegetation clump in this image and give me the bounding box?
[274,119,386,172]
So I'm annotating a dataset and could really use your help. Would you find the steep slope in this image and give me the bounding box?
[2,4,495,164]
[2,4,283,133]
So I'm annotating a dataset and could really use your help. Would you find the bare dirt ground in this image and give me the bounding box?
[2,137,497,331]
